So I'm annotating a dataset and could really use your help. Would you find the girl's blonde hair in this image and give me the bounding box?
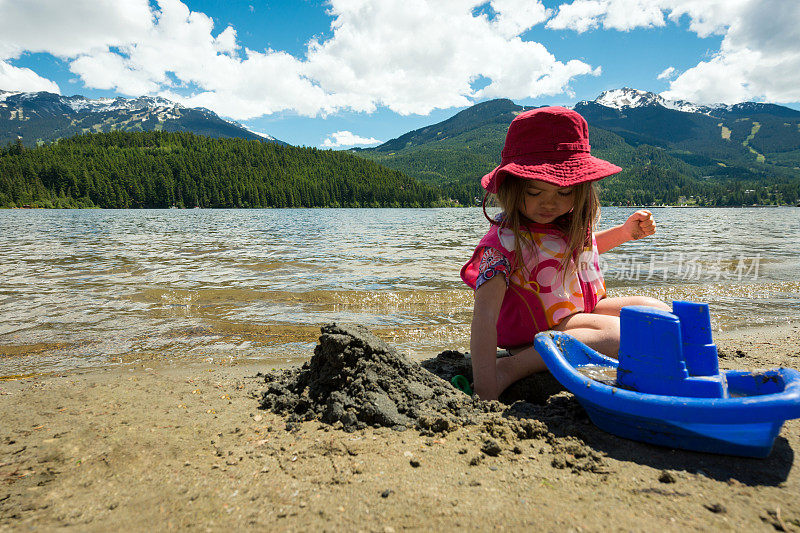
[483,176,600,276]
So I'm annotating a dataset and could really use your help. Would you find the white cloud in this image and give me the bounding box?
[549,0,800,105]
[546,0,742,38]
[662,52,757,104]
[70,51,164,95]
[0,60,60,93]
[657,66,676,80]
[0,0,153,60]
[213,26,239,56]
[546,0,666,33]
[321,131,382,148]
[3,0,798,114]
[663,1,745,38]
[0,0,599,119]
[487,0,550,38]
[303,0,596,115]
[663,0,800,104]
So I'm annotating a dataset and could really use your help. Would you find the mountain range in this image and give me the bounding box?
[2,87,799,206]
[0,90,284,147]
[358,88,800,206]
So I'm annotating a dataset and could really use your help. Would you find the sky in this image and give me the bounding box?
[1,0,800,148]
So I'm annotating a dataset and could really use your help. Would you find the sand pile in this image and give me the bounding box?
[259,324,499,433]
[259,323,606,472]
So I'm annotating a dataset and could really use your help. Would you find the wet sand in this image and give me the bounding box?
[2,323,799,531]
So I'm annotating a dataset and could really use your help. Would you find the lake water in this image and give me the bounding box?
[1,207,798,377]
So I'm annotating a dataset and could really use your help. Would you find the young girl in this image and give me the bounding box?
[461,106,671,401]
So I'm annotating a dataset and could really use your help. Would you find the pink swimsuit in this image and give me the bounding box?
[461,222,606,348]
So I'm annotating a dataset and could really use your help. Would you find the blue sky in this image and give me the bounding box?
[2,1,799,147]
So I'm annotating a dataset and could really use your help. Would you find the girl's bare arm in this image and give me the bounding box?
[595,210,656,253]
[469,275,506,400]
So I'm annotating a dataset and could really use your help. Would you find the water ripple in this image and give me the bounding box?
[0,207,798,376]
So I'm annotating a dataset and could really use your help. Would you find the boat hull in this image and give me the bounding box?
[534,329,800,457]
[581,402,783,458]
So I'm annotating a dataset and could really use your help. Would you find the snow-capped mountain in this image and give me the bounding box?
[586,87,799,117]
[570,87,800,168]
[63,94,180,114]
[592,87,704,113]
[0,90,284,146]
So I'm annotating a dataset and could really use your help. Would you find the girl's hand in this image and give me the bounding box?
[623,210,656,240]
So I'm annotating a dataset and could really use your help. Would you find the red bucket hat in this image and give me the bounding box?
[481,106,621,193]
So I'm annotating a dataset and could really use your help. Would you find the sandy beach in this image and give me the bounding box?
[2,322,799,532]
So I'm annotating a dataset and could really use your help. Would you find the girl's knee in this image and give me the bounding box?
[557,311,619,332]
[628,296,671,311]
[592,296,671,318]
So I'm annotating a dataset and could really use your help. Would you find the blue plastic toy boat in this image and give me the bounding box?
[533,301,800,457]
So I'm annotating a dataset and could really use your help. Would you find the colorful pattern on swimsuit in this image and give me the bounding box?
[475,247,511,289]
[461,222,606,349]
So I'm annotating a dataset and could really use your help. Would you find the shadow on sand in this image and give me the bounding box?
[509,394,794,487]
[422,350,794,487]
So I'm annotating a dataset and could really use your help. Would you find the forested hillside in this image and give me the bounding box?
[0,131,452,208]
[357,97,800,207]
[590,128,800,206]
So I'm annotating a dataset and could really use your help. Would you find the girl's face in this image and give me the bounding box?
[521,180,575,223]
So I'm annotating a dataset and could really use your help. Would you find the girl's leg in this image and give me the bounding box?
[552,297,669,357]
[494,313,620,394]
[494,345,548,395]
[552,312,624,356]
[492,297,669,394]
[592,295,671,316]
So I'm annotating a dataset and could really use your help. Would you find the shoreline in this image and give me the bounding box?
[3,205,800,210]
[3,318,797,382]
[2,323,799,530]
